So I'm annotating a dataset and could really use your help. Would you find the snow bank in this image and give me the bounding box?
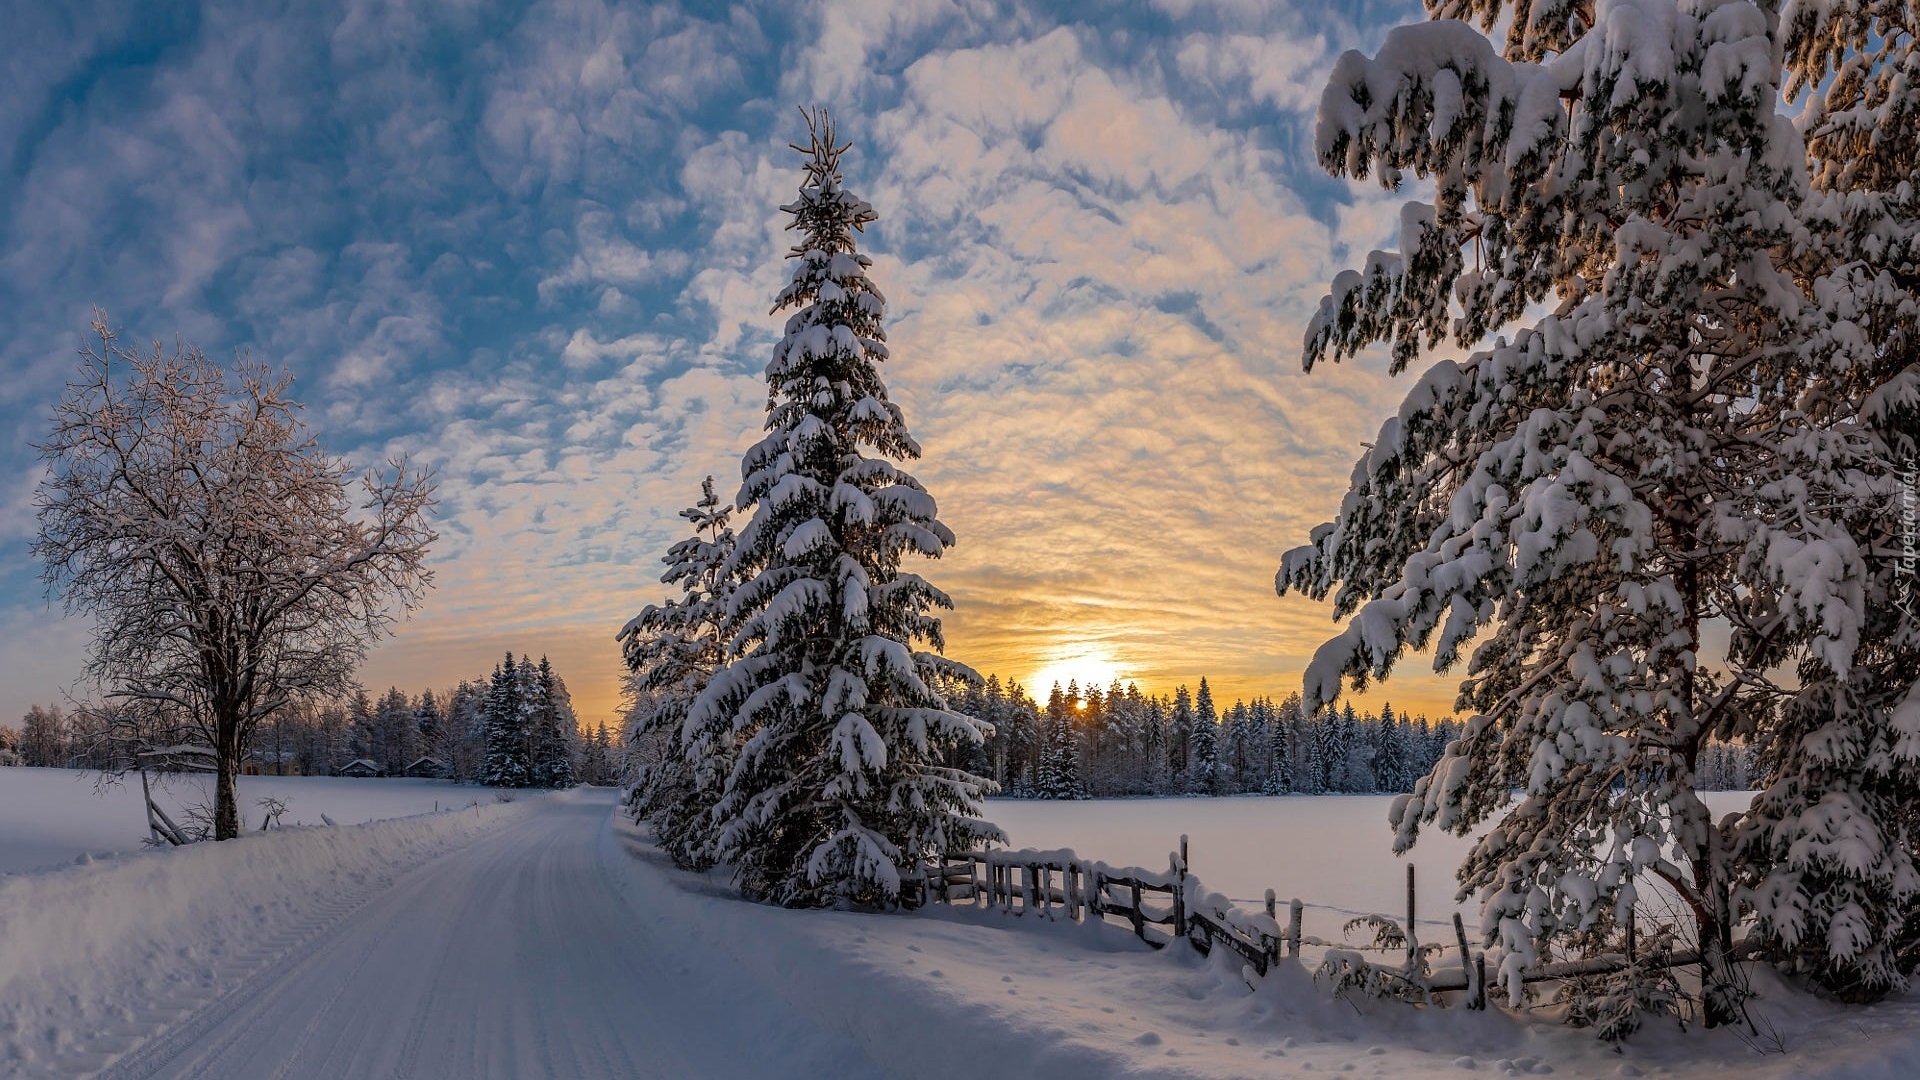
[0,767,486,875]
[0,795,543,1073]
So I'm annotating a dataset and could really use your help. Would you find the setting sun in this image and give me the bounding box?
[1028,652,1127,696]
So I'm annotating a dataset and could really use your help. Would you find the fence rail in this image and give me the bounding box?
[905,836,1741,1013]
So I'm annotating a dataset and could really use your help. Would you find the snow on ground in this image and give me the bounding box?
[618,797,1920,1080]
[0,768,483,875]
[0,791,555,1077]
[2,783,1916,1080]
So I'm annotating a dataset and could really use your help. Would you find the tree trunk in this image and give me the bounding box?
[1697,867,1740,1028]
[214,715,243,840]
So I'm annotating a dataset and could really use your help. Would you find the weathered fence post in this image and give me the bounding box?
[1288,898,1303,959]
[1453,912,1479,1010]
[1131,881,1145,940]
[1172,835,1189,939]
[1405,864,1422,978]
[1264,888,1281,968]
[1473,953,1488,1010]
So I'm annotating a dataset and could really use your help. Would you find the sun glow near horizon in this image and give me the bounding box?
[1025,652,1128,699]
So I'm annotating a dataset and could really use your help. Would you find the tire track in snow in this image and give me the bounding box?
[85,872,396,1080]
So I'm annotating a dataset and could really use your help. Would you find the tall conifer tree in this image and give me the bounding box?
[1277,0,1920,1020]
[481,654,529,788]
[689,110,1001,907]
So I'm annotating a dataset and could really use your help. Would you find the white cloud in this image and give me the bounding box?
[0,0,1462,725]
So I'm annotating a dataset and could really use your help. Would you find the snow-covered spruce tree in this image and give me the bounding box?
[1035,684,1087,799]
[1223,701,1253,791]
[413,690,442,771]
[686,109,1002,908]
[1187,678,1220,795]
[1168,685,1194,786]
[1275,0,1895,1024]
[618,476,738,870]
[1262,694,1297,795]
[1722,0,1920,1001]
[1374,702,1407,794]
[481,654,529,788]
[530,657,574,788]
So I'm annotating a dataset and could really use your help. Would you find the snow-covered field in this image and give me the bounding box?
[0,768,482,875]
[2,779,1914,1080]
[988,793,1759,943]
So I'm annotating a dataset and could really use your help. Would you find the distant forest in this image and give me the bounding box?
[3,653,620,786]
[943,676,1757,799]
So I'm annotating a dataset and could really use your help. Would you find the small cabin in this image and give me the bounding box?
[403,755,450,780]
[335,758,384,778]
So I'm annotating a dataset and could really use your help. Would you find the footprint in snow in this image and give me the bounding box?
[1135,1033,1162,1046]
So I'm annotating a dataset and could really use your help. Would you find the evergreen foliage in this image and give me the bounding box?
[618,476,739,869]
[481,654,530,788]
[1279,0,1920,1020]
[1187,678,1220,795]
[686,110,1002,908]
[530,658,575,788]
[1035,683,1087,799]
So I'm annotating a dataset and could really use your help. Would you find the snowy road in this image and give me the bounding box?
[89,790,887,1080]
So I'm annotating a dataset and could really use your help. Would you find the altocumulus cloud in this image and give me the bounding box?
[0,0,1471,729]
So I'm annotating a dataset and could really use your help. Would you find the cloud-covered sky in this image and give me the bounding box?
[0,0,1469,730]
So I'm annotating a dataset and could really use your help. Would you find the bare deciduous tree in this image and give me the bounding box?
[33,312,436,839]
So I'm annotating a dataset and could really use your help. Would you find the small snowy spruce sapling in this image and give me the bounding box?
[687,109,1003,908]
[618,477,739,870]
[1275,0,1914,1024]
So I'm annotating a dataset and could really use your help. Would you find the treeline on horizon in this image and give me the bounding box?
[944,675,1758,799]
[1,653,620,786]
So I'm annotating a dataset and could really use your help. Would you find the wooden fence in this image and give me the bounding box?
[906,836,1738,1013]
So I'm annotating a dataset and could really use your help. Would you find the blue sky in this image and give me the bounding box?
[0,0,1460,728]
